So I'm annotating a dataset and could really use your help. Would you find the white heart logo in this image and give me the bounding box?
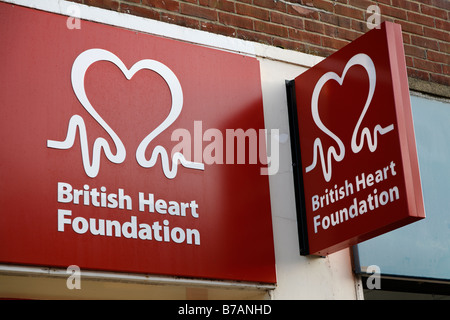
[47,48,204,179]
[305,53,394,182]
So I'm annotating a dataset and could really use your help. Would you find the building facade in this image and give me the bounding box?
[0,0,448,300]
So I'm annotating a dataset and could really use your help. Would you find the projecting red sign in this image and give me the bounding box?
[287,22,425,256]
[0,3,276,283]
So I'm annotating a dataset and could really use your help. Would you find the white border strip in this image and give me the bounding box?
[1,0,322,67]
[0,264,276,290]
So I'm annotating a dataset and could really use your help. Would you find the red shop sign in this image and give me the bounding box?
[0,3,276,283]
[287,22,425,256]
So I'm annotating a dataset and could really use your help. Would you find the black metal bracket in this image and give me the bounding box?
[285,80,310,256]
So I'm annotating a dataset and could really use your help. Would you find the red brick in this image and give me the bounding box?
[305,44,335,57]
[427,50,450,64]
[407,68,430,81]
[432,0,450,10]
[435,18,450,33]
[418,0,433,5]
[218,12,253,30]
[421,4,448,20]
[180,3,218,21]
[439,41,450,54]
[407,11,435,27]
[394,20,423,35]
[320,12,351,29]
[272,37,303,51]
[405,56,414,68]
[142,0,179,12]
[444,65,450,76]
[411,35,439,51]
[64,0,448,84]
[334,4,365,20]
[253,0,287,12]
[332,26,362,41]
[402,32,411,44]
[199,0,236,13]
[424,27,450,42]
[235,29,272,45]
[254,20,288,38]
[391,0,420,11]
[305,20,324,34]
[378,4,407,20]
[322,36,349,50]
[404,44,427,59]
[381,15,395,24]
[160,12,200,29]
[350,19,366,32]
[271,12,304,29]
[200,21,236,37]
[348,0,375,10]
[287,5,319,19]
[288,28,321,45]
[311,0,334,12]
[84,0,120,10]
[120,3,159,20]
[236,3,270,21]
[430,73,450,86]
[414,57,443,73]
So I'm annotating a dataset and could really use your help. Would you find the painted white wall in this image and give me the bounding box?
[0,0,362,299]
[259,58,361,299]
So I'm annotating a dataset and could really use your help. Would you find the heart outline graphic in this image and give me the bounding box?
[47,48,204,179]
[305,53,394,182]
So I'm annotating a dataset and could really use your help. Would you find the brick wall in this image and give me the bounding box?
[71,0,449,91]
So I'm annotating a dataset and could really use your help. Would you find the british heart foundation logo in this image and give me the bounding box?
[305,53,394,183]
[1,4,276,284]
[47,48,204,179]
[290,22,425,256]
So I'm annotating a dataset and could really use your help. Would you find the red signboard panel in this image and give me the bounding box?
[289,22,425,256]
[0,3,276,283]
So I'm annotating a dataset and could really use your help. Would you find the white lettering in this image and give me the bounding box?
[72,217,89,234]
[58,209,72,232]
[313,215,321,234]
[312,186,400,234]
[122,216,137,239]
[58,182,73,203]
[312,195,320,211]
[56,183,201,246]
[155,199,167,214]
[58,182,132,210]
[139,193,199,218]
[139,192,154,212]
